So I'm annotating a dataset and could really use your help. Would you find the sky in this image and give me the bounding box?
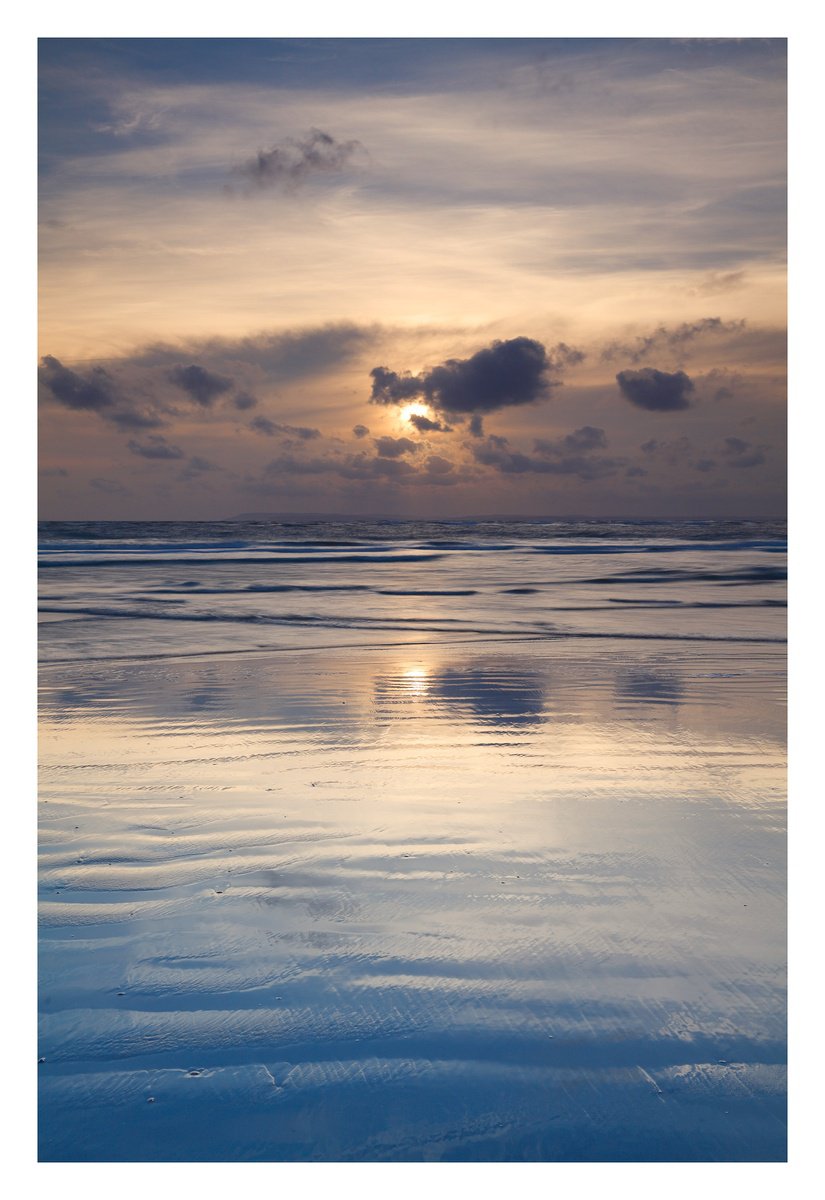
[37,37,787,520]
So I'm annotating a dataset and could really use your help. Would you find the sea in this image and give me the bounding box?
[38,518,787,1161]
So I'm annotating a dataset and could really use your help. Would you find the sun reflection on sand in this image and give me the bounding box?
[400,664,430,695]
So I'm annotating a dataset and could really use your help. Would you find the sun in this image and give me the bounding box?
[399,402,432,424]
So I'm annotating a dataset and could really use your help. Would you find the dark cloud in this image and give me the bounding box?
[352,424,370,439]
[167,364,234,407]
[234,129,363,192]
[186,456,220,472]
[178,455,222,482]
[639,436,693,464]
[374,435,420,458]
[39,355,115,412]
[534,425,608,456]
[106,407,165,432]
[370,337,563,417]
[616,368,695,411]
[262,455,333,478]
[469,415,485,438]
[90,477,130,495]
[562,425,607,452]
[127,435,185,460]
[369,366,422,405]
[473,435,624,480]
[249,415,321,439]
[339,455,417,480]
[639,436,706,473]
[249,416,277,436]
[46,324,377,436]
[639,437,736,474]
[39,466,69,477]
[39,354,165,431]
[424,455,455,476]
[625,466,647,478]
[728,451,766,468]
[425,336,552,413]
[602,318,746,364]
[722,437,766,468]
[422,467,466,487]
[407,413,452,433]
[252,445,468,489]
[262,452,417,482]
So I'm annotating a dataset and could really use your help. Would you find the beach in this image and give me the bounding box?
[38,521,787,1161]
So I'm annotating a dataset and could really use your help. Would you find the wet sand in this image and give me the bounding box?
[38,636,786,1161]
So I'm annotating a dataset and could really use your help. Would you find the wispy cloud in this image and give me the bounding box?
[233,128,364,193]
[249,416,321,439]
[602,318,746,365]
[127,435,185,460]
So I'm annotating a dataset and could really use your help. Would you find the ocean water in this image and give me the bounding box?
[38,519,787,1161]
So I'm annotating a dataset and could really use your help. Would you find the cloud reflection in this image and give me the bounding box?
[429,665,546,725]
[372,659,548,727]
[615,669,684,707]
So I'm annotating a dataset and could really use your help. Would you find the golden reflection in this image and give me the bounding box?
[400,664,430,695]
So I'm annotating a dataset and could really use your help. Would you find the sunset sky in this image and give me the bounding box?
[37,37,787,520]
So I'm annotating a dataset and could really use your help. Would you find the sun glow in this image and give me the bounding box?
[400,402,432,424]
